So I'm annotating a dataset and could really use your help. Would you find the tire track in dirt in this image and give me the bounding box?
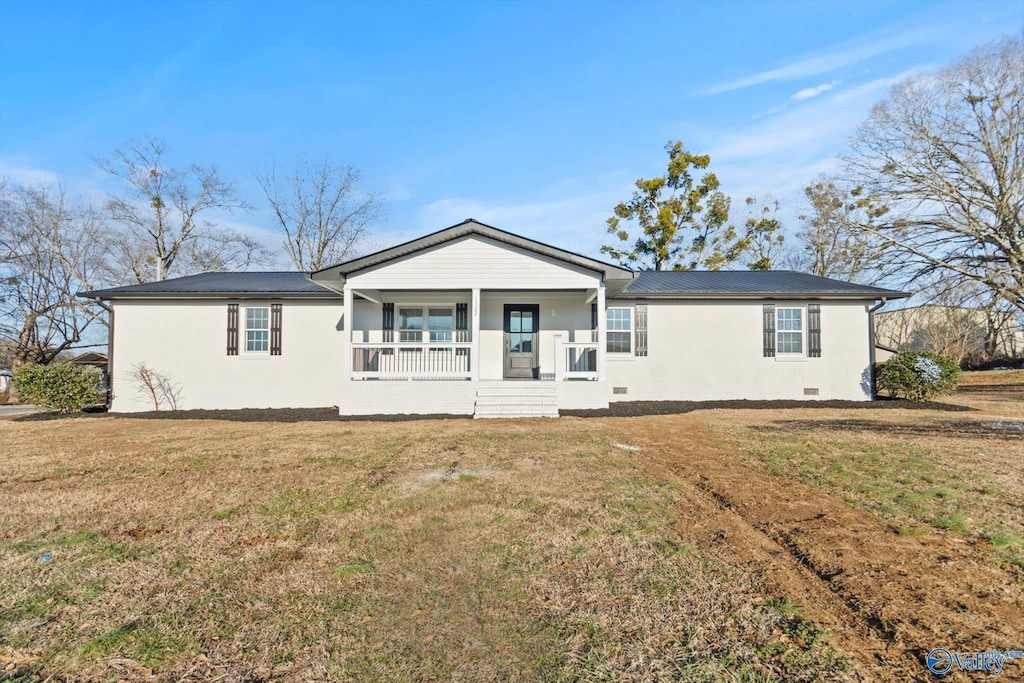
[605,413,1024,682]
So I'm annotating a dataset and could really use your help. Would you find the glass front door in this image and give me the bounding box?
[503,304,539,379]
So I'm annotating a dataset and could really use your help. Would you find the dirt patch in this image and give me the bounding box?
[606,413,1024,681]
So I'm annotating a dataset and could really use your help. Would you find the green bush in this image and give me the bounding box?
[13,363,104,413]
[878,351,961,401]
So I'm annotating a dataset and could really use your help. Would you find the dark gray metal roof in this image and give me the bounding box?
[310,219,635,281]
[614,271,908,300]
[80,272,337,299]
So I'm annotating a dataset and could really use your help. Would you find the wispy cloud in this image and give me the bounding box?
[412,188,628,258]
[792,80,840,101]
[701,25,939,95]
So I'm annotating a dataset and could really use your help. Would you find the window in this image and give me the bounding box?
[397,306,454,344]
[245,306,269,352]
[607,307,632,354]
[776,308,804,355]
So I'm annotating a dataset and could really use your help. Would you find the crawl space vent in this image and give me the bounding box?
[803,388,820,396]
[613,387,628,395]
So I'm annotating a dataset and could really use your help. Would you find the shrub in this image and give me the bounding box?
[878,351,961,400]
[13,363,105,412]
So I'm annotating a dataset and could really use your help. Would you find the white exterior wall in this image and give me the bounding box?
[109,300,346,412]
[606,300,873,402]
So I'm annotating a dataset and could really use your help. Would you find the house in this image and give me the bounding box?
[80,220,908,416]
[875,304,1023,365]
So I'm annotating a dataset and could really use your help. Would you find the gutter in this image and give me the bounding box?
[868,297,889,399]
[93,300,114,409]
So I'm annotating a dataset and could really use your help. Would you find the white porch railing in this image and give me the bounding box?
[352,343,472,380]
[558,341,599,380]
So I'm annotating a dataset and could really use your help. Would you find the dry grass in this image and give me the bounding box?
[700,370,1024,575]
[0,417,846,681]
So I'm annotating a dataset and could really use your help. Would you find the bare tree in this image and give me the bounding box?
[95,137,267,282]
[0,181,109,370]
[130,362,181,410]
[787,177,889,282]
[842,36,1024,311]
[256,156,383,271]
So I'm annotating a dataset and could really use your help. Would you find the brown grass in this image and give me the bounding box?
[0,417,846,681]
[699,370,1024,574]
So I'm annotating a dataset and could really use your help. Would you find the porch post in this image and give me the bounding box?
[343,285,353,381]
[597,282,607,381]
[471,288,481,380]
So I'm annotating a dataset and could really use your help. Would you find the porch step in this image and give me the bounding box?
[474,384,559,419]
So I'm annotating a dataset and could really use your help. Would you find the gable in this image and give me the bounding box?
[344,235,601,290]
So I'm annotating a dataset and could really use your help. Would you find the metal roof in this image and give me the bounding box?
[310,219,635,281]
[614,271,908,300]
[79,272,337,300]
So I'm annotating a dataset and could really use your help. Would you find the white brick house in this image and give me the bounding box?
[81,220,908,416]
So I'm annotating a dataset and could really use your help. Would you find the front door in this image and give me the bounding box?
[503,304,540,379]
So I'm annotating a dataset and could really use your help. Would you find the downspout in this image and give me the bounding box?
[868,297,888,399]
[94,300,114,409]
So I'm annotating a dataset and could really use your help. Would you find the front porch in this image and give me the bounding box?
[338,288,612,415]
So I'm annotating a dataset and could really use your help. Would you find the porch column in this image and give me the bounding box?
[597,282,607,381]
[343,285,353,381]
[471,288,481,380]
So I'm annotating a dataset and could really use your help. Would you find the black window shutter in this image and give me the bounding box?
[763,304,776,357]
[591,303,598,343]
[270,303,282,356]
[382,302,394,342]
[227,304,239,356]
[808,304,821,358]
[456,302,468,342]
[635,304,648,357]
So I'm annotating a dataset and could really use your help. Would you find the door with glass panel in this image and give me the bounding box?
[503,304,539,379]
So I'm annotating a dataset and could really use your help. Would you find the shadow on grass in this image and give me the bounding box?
[758,418,1022,440]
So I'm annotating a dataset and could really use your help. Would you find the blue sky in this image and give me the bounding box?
[1,0,1021,263]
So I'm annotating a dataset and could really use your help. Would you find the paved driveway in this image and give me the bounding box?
[0,404,40,417]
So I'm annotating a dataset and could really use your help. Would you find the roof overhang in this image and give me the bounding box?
[310,219,635,283]
[78,291,339,301]
[612,291,911,301]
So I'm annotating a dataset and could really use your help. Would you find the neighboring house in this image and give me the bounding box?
[80,220,908,416]
[69,351,110,390]
[875,304,1024,364]
[0,369,11,395]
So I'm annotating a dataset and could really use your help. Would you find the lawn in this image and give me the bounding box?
[700,370,1024,576]
[0,416,844,681]
[2,371,1021,681]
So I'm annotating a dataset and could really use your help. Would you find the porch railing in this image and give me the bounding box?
[560,341,599,380]
[352,343,472,380]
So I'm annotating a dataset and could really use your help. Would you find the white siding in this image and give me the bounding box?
[605,300,873,402]
[109,300,345,412]
[345,235,600,290]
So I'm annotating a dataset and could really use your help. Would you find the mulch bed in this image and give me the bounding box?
[561,396,971,418]
[12,396,970,423]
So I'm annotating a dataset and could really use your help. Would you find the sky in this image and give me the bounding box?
[1,0,1022,266]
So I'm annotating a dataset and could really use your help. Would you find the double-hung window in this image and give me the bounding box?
[606,307,633,354]
[776,308,804,355]
[398,306,454,345]
[245,306,270,353]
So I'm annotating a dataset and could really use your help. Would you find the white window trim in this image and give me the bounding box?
[242,305,271,356]
[606,306,634,355]
[775,306,806,357]
[395,303,456,345]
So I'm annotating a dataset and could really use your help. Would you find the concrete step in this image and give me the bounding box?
[474,395,557,407]
[473,384,559,418]
[474,405,559,418]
